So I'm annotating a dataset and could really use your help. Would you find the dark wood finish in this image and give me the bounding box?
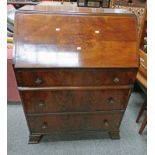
[28,112,123,133]
[139,114,147,134]
[13,8,138,68]
[136,97,146,123]
[20,89,130,113]
[18,85,133,91]
[109,130,120,139]
[15,69,137,87]
[136,5,147,134]
[29,134,43,144]
[13,5,138,143]
[136,97,147,134]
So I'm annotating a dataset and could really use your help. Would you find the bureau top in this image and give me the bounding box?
[13,6,138,68]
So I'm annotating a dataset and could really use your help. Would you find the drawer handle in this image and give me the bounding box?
[38,101,45,107]
[41,122,48,129]
[107,97,115,104]
[103,120,109,127]
[35,78,43,85]
[113,77,120,83]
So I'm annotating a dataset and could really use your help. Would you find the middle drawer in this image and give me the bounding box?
[20,89,130,114]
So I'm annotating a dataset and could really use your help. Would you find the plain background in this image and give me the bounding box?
[1,0,155,154]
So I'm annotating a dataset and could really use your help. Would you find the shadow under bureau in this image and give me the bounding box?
[13,6,138,144]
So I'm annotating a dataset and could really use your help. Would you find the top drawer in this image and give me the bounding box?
[15,68,137,87]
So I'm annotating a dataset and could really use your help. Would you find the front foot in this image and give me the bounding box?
[29,134,43,144]
[109,131,120,139]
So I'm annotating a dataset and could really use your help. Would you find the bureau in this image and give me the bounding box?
[13,5,138,143]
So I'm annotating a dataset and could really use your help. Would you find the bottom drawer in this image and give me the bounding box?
[27,112,123,134]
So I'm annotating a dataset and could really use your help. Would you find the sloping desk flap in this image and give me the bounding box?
[13,6,138,68]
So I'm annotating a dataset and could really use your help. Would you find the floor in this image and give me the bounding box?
[7,92,147,155]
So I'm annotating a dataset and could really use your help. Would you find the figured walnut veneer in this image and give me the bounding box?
[13,5,138,143]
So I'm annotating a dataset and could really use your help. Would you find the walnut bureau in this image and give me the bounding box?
[13,6,138,144]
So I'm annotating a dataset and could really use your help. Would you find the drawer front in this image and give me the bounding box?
[28,112,122,133]
[21,89,130,114]
[15,69,136,87]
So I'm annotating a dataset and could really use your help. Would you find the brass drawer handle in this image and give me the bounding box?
[41,122,48,129]
[35,78,43,85]
[38,101,45,107]
[113,77,120,83]
[103,120,109,127]
[107,97,115,104]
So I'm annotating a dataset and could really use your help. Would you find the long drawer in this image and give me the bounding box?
[15,68,137,87]
[27,112,123,134]
[21,89,130,114]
